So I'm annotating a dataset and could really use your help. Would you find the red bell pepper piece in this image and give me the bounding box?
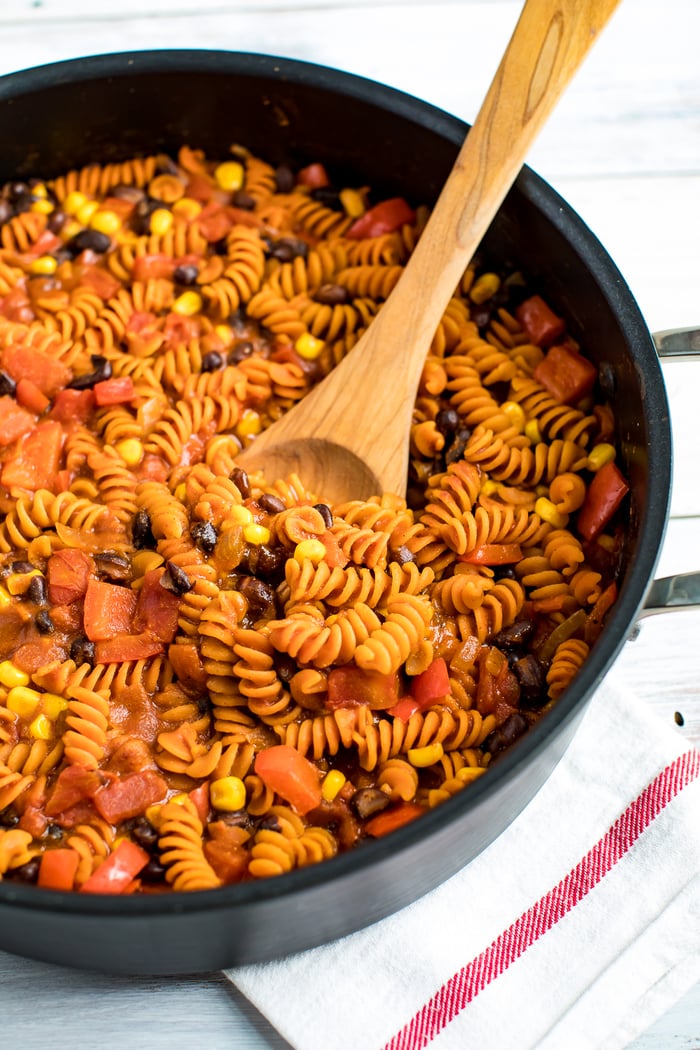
[79,839,150,894]
[0,396,35,446]
[1,419,63,491]
[83,578,138,641]
[38,848,81,892]
[15,378,49,414]
[475,646,520,720]
[49,388,95,424]
[132,568,181,643]
[364,802,425,837]
[459,543,523,566]
[47,549,93,605]
[296,163,330,189]
[132,254,176,282]
[326,666,399,711]
[168,642,208,692]
[515,294,567,347]
[1,343,71,398]
[93,632,166,664]
[203,840,249,884]
[533,344,597,405]
[388,657,451,722]
[92,770,168,824]
[93,376,135,406]
[346,197,416,240]
[577,461,629,541]
[255,745,322,815]
[188,783,210,826]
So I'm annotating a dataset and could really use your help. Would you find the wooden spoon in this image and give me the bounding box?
[238,0,621,503]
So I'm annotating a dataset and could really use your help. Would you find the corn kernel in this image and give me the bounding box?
[131,551,165,577]
[339,187,365,218]
[0,586,11,609]
[29,714,52,740]
[294,539,327,565]
[30,198,54,215]
[243,523,270,545]
[6,569,42,596]
[501,400,526,432]
[469,272,501,304]
[169,792,190,807]
[42,693,69,720]
[6,686,41,718]
[76,200,99,225]
[29,254,57,276]
[524,419,542,444]
[150,208,174,236]
[535,496,569,529]
[115,438,144,467]
[407,742,445,767]
[90,209,122,236]
[61,219,83,242]
[587,443,616,472]
[172,197,202,221]
[31,183,48,198]
[174,483,187,502]
[227,505,254,527]
[321,770,346,802]
[597,534,616,552]
[63,191,89,215]
[144,804,164,828]
[214,323,235,347]
[295,333,325,360]
[0,661,30,689]
[236,409,262,438]
[480,479,498,497]
[172,290,202,316]
[210,776,247,811]
[214,161,245,192]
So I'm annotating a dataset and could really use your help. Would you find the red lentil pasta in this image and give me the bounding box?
[0,144,629,893]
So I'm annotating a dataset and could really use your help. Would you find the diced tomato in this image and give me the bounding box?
[24,229,61,257]
[326,666,399,711]
[92,770,168,824]
[1,419,63,491]
[18,804,48,838]
[188,783,210,825]
[136,453,169,482]
[515,295,567,348]
[94,632,165,664]
[83,578,138,641]
[0,286,34,324]
[162,311,200,347]
[133,568,181,643]
[203,840,248,884]
[168,642,208,692]
[38,848,80,892]
[1,343,71,398]
[45,765,103,816]
[255,745,322,815]
[346,198,416,239]
[185,173,217,202]
[320,530,349,568]
[0,396,35,446]
[459,543,523,566]
[49,387,95,424]
[364,802,425,837]
[475,647,520,721]
[79,839,150,894]
[409,657,450,707]
[296,163,330,189]
[47,549,93,605]
[534,344,597,405]
[132,254,176,282]
[577,461,629,541]
[197,201,234,242]
[15,378,49,414]
[78,265,122,300]
[93,376,135,406]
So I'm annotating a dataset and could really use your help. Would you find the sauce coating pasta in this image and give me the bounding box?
[0,145,627,893]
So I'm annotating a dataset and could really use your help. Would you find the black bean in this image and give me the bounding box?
[201,350,224,373]
[238,576,277,613]
[512,655,547,708]
[13,193,38,213]
[161,561,193,595]
[491,619,536,650]
[230,467,251,498]
[27,574,48,604]
[219,810,253,830]
[445,426,472,464]
[598,361,616,398]
[244,543,286,580]
[268,237,308,262]
[393,545,415,565]
[94,550,132,582]
[110,184,146,204]
[274,652,298,683]
[0,809,19,828]
[0,370,15,396]
[190,521,218,554]
[129,817,160,852]
[132,196,161,233]
[258,493,286,515]
[471,305,492,329]
[35,610,55,635]
[11,858,40,884]
[64,228,111,255]
[484,712,529,755]
[435,407,460,437]
[0,199,12,224]
[232,190,256,211]
[46,823,63,840]
[69,635,95,666]
[352,788,391,821]
[228,340,254,364]
[139,857,168,884]
[274,165,295,193]
[6,181,30,202]
[132,509,156,550]
[11,560,34,574]
[310,186,342,210]
[313,503,334,528]
[173,262,199,286]
[68,354,112,390]
[47,209,66,234]
[258,814,281,833]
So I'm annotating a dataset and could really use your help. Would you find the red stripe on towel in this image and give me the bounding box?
[383,749,700,1050]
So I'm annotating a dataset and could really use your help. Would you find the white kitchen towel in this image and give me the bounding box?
[227,670,700,1050]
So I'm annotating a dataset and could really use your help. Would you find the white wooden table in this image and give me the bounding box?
[0,1,698,1046]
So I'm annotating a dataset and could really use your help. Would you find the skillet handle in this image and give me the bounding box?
[636,572,700,620]
[653,326,700,361]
